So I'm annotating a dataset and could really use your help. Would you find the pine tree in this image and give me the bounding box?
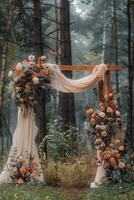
[59,0,76,127]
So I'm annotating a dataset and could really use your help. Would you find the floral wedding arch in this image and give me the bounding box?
[0,55,124,186]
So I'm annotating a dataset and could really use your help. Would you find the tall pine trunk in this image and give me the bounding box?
[126,0,134,150]
[59,0,76,128]
[131,1,134,151]
[32,0,47,156]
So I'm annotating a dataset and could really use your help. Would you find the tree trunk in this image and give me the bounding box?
[126,0,134,150]
[32,0,47,156]
[0,43,8,154]
[59,0,76,127]
[0,0,13,153]
[131,12,134,152]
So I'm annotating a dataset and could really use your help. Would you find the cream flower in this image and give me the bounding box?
[16,63,22,70]
[98,111,106,118]
[8,70,13,77]
[95,125,101,130]
[100,125,106,130]
[32,77,39,84]
[116,110,120,116]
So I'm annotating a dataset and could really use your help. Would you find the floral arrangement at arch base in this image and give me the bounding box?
[86,90,129,183]
[6,147,43,185]
[10,156,41,184]
[9,55,52,109]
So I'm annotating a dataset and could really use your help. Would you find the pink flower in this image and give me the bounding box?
[28,55,35,61]
[29,61,35,67]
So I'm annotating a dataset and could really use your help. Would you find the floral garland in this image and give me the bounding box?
[10,156,41,184]
[6,147,42,184]
[9,55,52,108]
[86,91,128,182]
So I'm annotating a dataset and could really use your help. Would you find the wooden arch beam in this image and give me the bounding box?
[59,64,124,102]
[59,64,123,71]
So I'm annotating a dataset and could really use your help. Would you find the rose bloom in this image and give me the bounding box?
[32,77,39,84]
[107,107,113,113]
[28,55,35,61]
[16,63,22,70]
[90,117,96,125]
[29,61,35,67]
[98,111,106,118]
[99,106,105,112]
[100,125,106,130]
[18,178,24,184]
[95,125,101,130]
[99,102,105,107]
[116,110,120,116]
[119,161,125,169]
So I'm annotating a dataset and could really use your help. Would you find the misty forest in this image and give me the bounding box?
[0,0,134,199]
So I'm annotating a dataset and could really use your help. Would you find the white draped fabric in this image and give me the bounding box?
[0,63,106,185]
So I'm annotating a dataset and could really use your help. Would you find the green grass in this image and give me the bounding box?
[0,184,69,200]
[83,183,134,200]
[0,183,134,200]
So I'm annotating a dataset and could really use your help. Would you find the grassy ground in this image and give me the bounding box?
[0,183,134,200]
[0,154,134,200]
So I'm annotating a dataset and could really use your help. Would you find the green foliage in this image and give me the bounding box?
[46,118,79,159]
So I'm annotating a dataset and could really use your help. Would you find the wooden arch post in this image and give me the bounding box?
[59,64,123,101]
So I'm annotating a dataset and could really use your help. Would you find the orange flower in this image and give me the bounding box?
[108,92,114,98]
[18,178,24,184]
[107,107,113,113]
[118,145,125,151]
[109,157,117,168]
[95,138,102,145]
[20,167,27,174]
[86,108,94,115]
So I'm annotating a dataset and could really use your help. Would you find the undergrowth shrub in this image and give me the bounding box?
[44,152,96,188]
